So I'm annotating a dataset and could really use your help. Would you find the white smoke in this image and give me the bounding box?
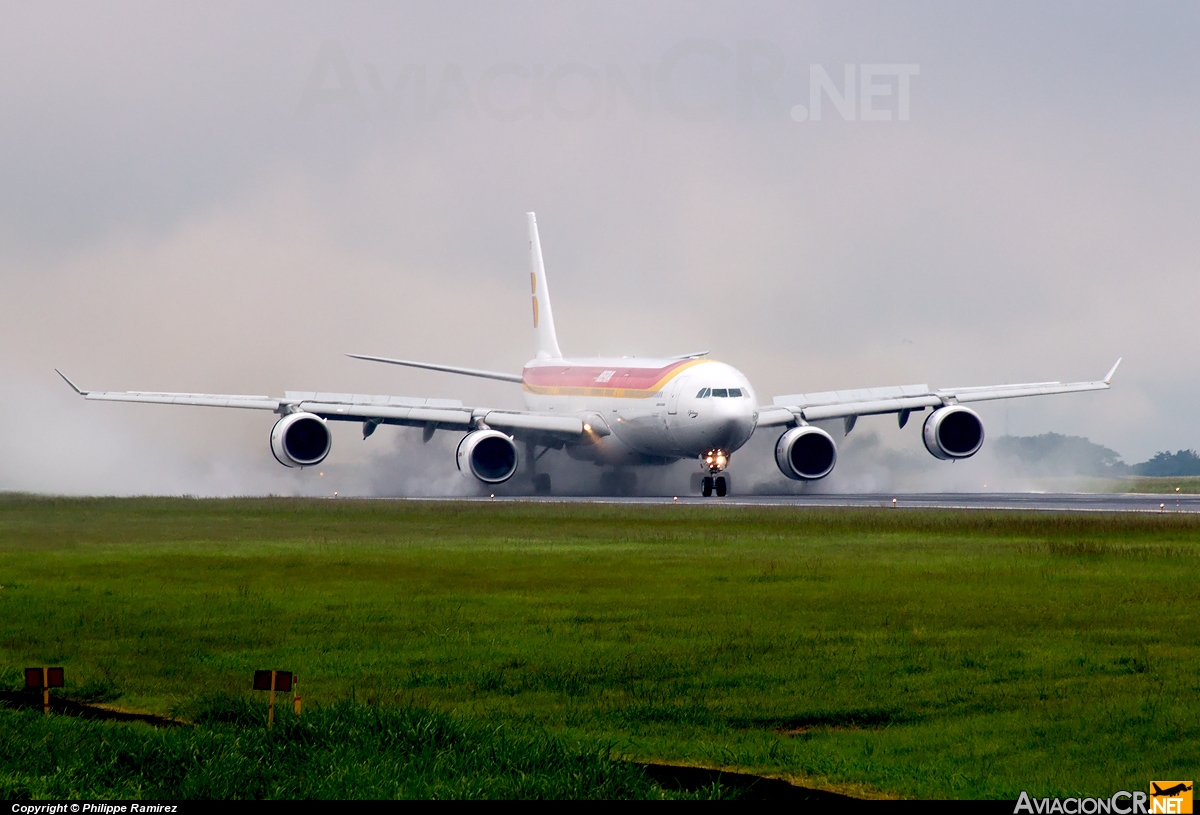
[726,420,1085,496]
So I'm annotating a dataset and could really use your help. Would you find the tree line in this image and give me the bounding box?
[993,433,1200,477]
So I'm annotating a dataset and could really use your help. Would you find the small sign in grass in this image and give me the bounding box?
[24,667,64,715]
[253,670,296,726]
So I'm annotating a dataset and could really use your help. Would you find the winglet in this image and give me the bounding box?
[1103,358,1122,385]
[55,369,87,396]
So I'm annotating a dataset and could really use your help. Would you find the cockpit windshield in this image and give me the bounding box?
[696,387,744,398]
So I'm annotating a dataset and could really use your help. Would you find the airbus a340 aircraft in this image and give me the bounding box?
[58,213,1120,497]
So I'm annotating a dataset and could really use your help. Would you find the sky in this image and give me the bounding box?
[0,1,1197,495]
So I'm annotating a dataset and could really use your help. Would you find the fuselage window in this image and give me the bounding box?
[695,388,710,398]
[728,388,743,397]
[711,388,728,397]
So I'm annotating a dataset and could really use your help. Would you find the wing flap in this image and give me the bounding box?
[483,411,583,434]
[772,383,931,408]
[284,391,464,408]
[770,361,1120,423]
[84,392,281,410]
[59,373,589,439]
[944,382,1109,403]
[800,395,943,421]
[299,401,473,426]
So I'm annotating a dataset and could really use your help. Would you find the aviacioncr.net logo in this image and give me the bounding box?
[1015,783,1193,815]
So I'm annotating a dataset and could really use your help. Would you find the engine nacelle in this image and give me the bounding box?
[923,405,985,460]
[456,429,519,484]
[775,425,838,481]
[270,412,332,468]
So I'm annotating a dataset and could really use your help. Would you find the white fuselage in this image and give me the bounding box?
[520,356,758,466]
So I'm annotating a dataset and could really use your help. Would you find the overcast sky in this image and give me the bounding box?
[1,2,1197,495]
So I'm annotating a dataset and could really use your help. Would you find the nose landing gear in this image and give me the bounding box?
[696,449,730,497]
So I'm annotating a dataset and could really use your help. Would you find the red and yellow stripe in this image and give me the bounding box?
[522,358,707,398]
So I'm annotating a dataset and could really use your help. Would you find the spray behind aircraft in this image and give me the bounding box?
[58,213,1121,497]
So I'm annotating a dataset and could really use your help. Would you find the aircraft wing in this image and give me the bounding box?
[763,359,1121,427]
[55,371,594,440]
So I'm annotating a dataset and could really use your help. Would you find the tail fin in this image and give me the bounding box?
[527,212,563,359]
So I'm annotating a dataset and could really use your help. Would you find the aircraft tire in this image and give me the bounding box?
[715,476,727,497]
[533,473,552,495]
[701,476,713,497]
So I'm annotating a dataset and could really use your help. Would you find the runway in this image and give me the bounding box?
[466,492,1200,513]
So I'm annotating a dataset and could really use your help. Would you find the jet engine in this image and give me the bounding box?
[271,412,332,468]
[775,425,838,480]
[456,429,519,484]
[923,405,985,460]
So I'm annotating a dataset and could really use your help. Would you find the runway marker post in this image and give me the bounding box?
[253,670,293,728]
[25,667,64,714]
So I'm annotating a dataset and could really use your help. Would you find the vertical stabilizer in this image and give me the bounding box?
[527,212,563,359]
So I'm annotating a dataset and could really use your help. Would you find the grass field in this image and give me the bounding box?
[1,496,1198,799]
[0,695,687,799]
[996,475,1200,494]
[1113,475,1200,494]
[1039,476,1200,494]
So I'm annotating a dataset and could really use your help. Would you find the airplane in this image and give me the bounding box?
[1152,784,1192,798]
[56,212,1121,497]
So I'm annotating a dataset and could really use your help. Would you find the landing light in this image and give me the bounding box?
[703,449,729,471]
[583,423,592,432]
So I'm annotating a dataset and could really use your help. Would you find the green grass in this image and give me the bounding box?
[0,696,686,799]
[1111,475,1200,494]
[2,495,1199,799]
[999,475,1200,493]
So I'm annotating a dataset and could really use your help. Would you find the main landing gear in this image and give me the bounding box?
[600,468,638,496]
[527,442,553,496]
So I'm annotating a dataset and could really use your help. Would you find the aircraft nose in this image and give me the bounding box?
[712,400,756,448]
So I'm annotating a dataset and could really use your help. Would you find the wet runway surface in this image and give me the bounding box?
[463,492,1200,513]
